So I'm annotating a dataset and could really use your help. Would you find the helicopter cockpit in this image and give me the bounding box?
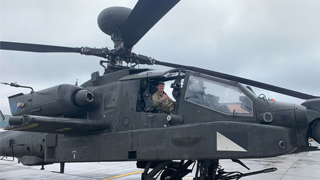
[122,68,253,118]
[120,69,186,114]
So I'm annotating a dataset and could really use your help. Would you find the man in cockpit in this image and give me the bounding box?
[152,81,175,114]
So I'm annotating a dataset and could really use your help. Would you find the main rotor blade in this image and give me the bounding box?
[120,0,180,48]
[155,61,319,100]
[0,41,81,53]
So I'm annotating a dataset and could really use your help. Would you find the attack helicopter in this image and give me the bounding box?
[1,0,320,180]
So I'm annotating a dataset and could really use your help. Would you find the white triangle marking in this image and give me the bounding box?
[217,132,247,152]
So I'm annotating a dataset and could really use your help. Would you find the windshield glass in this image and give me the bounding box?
[185,75,253,115]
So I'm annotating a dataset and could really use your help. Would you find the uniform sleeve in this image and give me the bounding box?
[152,94,162,107]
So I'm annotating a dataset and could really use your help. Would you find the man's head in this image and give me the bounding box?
[156,81,165,93]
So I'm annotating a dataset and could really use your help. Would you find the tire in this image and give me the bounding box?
[160,168,181,180]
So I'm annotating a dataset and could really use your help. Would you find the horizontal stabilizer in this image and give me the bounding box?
[5,115,109,134]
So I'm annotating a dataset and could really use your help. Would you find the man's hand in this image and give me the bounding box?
[161,94,169,101]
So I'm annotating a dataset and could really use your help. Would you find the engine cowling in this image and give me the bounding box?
[8,84,96,117]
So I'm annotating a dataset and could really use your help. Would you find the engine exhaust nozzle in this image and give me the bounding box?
[74,90,94,107]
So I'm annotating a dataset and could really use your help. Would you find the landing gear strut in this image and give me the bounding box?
[194,160,219,179]
[139,159,277,180]
[140,160,195,180]
[52,162,65,174]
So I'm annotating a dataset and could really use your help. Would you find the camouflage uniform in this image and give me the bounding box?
[152,91,175,114]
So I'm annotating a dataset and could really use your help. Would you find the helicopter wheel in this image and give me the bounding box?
[160,168,181,180]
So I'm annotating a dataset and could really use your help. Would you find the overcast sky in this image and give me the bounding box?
[1,0,319,115]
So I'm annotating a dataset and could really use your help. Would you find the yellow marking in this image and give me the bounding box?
[11,123,39,131]
[103,171,143,180]
[56,128,71,132]
[102,171,193,180]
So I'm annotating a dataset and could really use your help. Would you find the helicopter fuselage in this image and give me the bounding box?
[0,68,317,167]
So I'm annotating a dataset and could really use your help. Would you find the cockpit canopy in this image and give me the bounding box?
[185,75,253,116]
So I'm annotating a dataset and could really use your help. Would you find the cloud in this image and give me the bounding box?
[1,0,319,114]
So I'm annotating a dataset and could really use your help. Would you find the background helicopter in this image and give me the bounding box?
[0,0,320,179]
